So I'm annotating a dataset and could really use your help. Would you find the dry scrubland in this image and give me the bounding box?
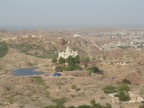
[0,29,144,108]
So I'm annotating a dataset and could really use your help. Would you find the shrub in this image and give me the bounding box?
[0,42,8,57]
[117,83,130,92]
[77,105,91,108]
[59,57,65,64]
[71,85,77,90]
[115,91,130,101]
[121,79,131,85]
[55,66,63,72]
[88,66,103,74]
[53,97,67,107]
[74,55,80,64]
[66,56,75,66]
[90,99,96,107]
[105,103,112,108]
[90,100,112,108]
[67,106,75,108]
[63,64,81,71]
[43,105,59,108]
[103,85,117,94]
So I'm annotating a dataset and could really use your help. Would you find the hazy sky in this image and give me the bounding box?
[0,0,144,28]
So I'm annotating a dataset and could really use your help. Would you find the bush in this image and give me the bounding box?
[117,83,130,92]
[63,64,81,71]
[66,56,75,66]
[53,97,66,107]
[71,85,77,90]
[77,105,91,108]
[90,100,112,108]
[55,66,63,72]
[121,79,131,85]
[67,106,75,108]
[43,105,59,108]
[74,55,80,64]
[88,66,103,74]
[105,103,112,108]
[103,85,117,94]
[115,91,130,101]
[0,42,8,57]
[59,57,65,64]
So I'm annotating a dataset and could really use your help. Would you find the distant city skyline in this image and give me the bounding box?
[0,0,144,29]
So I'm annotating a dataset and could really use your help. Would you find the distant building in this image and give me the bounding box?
[58,46,78,59]
[73,34,81,38]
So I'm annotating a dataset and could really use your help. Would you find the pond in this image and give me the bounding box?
[13,68,44,76]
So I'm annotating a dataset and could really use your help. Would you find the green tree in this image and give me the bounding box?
[59,57,65,64]
[55,66,63,72]
[74,55,80,64]
[66,56,75,66]
[65,56,81,71]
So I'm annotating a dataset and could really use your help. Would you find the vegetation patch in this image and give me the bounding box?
[0,42,8,57]
[103,85,117,94]
[54,55,81,72]
[9,43,58,58]
[31,76,45,85]
[87,66,103,75]
[121,79,131,85]
[43,99,112,108]
[103,83,131,102]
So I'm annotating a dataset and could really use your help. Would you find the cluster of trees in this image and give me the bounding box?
[56,55,81,65]
[44,99,112,108]
[0,42,8,57]
[103,79,131,101]
[53,55,81,72]
[53,55,103,74]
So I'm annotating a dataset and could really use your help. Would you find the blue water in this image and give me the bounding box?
[13,68,44,76]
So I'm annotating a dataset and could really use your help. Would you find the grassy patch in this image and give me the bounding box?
[31,76,45,85]
[0,42,8,57]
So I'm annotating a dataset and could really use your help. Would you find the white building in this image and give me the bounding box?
[58,46,78,59]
